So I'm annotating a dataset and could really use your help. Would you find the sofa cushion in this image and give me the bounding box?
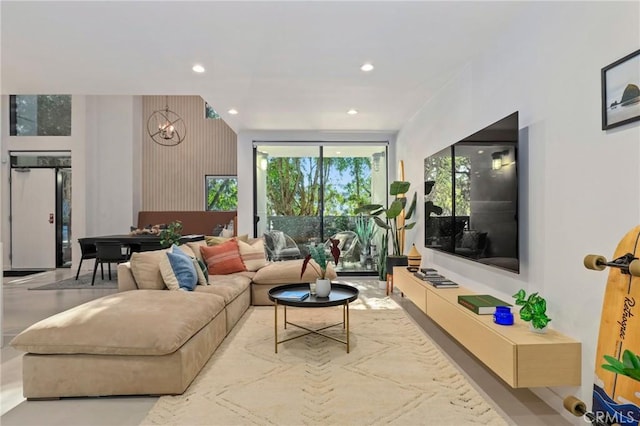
[129,249,169,290]
[238,239,268,272]
[252,258,337,285]
[129,246,195,290]
[195,273,252,304]
[10,290,226,356]
[200,239,246,275]
[159,246,198,291]
[185,240,207,262]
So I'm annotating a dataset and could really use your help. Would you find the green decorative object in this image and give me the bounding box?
[159,221,183,248]
[512,289,551,330]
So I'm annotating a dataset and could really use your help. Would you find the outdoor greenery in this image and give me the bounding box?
[266,157,371,216]
[602,349,640,382]
[354,215,375,253]
[206,176,238,211]
[11,95,72,136]
[357,180,417,256]
[512,289,551,329]
[159,221,183,248]
[424,155,470,216]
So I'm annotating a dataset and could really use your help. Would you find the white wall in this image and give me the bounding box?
[395,1,639,419]
[1,95,141,272]
[236,130,397,237]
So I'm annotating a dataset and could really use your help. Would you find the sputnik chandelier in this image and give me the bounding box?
[146,96,186,147]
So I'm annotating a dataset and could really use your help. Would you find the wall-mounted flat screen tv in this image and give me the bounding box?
[424,112,519,273]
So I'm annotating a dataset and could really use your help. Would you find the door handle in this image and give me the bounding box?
[49,213,54,224]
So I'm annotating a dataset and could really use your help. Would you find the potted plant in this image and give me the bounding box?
[159,221,183,248]
[357,180,417,274]
[354,215,375,265]
[377,232,388,289]
[512,289,551,332]
[300,239,340,297]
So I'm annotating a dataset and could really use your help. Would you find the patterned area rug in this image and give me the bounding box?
[29,273,118,290]
[141,281,508,426]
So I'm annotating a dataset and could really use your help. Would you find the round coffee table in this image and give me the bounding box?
[268,283,359,353]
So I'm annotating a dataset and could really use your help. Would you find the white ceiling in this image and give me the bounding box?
[1,1,529,133]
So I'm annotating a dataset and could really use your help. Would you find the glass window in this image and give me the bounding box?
[205,102,220,119]
[205,176,238,211]
[10,95,72,136]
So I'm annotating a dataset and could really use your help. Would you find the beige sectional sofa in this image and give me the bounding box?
[11,241,336,399]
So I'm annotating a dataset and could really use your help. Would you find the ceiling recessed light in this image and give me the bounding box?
[347,109,358,115]
[192,64,205,73]
[228,108,238,115]
[478,150,484,154]
[360,63,374,72]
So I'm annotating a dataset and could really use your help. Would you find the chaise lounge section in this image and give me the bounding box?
[10,236,336,399]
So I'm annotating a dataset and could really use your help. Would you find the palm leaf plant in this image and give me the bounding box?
[300,238,340,279]
[602,349,640,382]
[356,180,417,256]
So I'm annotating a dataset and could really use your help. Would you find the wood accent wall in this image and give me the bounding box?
[142,95,237,210]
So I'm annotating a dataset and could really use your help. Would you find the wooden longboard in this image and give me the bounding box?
[566,225,640,425]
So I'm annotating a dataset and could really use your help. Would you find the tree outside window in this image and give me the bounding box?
[206,176,238,211]
[10,95,72,136]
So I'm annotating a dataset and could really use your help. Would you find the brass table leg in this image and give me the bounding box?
[346,301,350,353]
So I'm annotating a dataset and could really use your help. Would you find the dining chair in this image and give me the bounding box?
[76,239,98,280]
[91,240,129,286]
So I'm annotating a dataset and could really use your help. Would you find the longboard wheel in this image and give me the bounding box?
[563,395,586,417]
[584,254,607,271]
[628,259,640,276]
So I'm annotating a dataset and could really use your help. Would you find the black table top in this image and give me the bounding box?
[268,283,359,307]
[79,234,204,245]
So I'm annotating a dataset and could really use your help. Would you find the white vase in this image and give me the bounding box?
[315,279,331,297]
[378,280,387,290]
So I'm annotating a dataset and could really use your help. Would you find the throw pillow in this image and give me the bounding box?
[460,230,480,250]
[204,234,249,246]
[185,240,207,262]
[194,258,209,285]
[200,239,246,275]
[129,249,170,290]
[159,245,198,291]
[237,239,269,272]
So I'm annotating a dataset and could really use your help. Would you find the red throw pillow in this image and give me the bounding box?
[200,239,246,275]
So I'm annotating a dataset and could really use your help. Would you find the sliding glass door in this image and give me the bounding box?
[254,143,387,275]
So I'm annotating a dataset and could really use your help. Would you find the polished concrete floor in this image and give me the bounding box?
[1,269,575,425]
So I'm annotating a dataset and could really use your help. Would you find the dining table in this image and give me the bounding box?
[78,234,205,255]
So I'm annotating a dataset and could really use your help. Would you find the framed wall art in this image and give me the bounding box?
[601,49,640,130]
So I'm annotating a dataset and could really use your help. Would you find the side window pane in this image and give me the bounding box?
[10,95,72,136]
[206,176,238,211]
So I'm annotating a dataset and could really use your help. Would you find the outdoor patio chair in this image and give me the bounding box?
[263,230,302,261]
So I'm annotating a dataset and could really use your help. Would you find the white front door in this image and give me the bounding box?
[11,168,56,269]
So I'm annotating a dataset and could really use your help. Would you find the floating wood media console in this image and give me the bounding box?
[393,267,581,388]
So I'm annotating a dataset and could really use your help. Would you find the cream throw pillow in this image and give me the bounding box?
[129,249,169,290]
[237,239,269,272]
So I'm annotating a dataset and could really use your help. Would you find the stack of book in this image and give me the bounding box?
[413,269,459,288]
[457,294,512,314]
